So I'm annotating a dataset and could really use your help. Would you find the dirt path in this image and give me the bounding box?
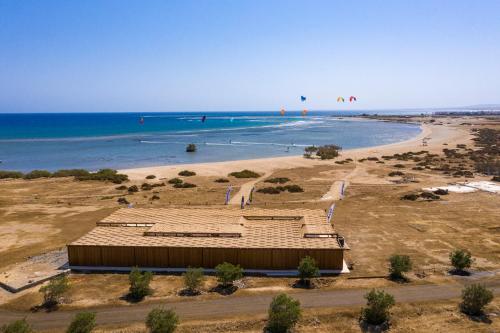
[1,279,499,330]
[229,172,271,205]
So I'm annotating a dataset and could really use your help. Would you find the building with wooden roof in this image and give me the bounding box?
[68,207,349,273]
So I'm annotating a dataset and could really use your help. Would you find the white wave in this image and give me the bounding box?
[231,141,309,147]
[140,140,308,148]
[140,140,187,145]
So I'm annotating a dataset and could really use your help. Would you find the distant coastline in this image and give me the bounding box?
[0,112,421,171]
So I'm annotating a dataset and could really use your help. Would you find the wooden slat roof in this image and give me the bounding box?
[70,207,343,249]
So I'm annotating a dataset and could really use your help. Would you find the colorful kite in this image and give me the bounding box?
[337,97,345,103]
[300,96,307,102]
[349,96,357,102]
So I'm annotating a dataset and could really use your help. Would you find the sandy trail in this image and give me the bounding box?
[228,172,271,205]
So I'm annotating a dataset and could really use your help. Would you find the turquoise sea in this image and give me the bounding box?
[0,112,421,171]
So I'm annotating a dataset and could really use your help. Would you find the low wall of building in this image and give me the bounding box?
[68,245,345,270]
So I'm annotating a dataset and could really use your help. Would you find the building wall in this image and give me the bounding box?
[68,245,344,270]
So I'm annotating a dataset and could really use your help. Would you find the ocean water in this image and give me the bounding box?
[0,112,421,172]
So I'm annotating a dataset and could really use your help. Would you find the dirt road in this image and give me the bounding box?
[1,279,499,331]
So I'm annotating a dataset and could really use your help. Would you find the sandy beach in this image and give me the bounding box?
[121,117,470,181]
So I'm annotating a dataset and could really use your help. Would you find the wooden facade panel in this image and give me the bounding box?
[239,249,273,269]
[68,245,344,270]
[169,248,203,267]
[101,246,135,267]
[202,248,240,268]
[68,245,102,266]
[132,247,170,267]
[271,249,297,269]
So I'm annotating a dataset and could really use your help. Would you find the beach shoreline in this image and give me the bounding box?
[121,118,470,181]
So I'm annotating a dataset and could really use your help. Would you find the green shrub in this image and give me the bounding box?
[128,267,153,301]
[450,249,473,272]
[145,175,156,179]
[388,171,404,177]
[214,178,229,183]
[183,267,204,293]
[115,185,127,190]
[257,184,304,194]
[186,143,197,153]
[141,183,153,191]
[52,169,90,178]
[304,146,318,153]
[297,256,319,286]
[1,318,33,333]
[284,184,304,193]
[388,255,412,280]
[257,187,282,194]
[433,188,448,195]
[265,177,290,184]
[39,275,69,307]
[267,294,301,333]
[117,197,129,205]
[173,182,197,188]
[401,193,419,201]
[127,185,139,193]
[228,169,261,178]
[151,195,160,201]
[367,157,379,161]
[361,289,395,325]
[66,312,96,333]
[420,192,440,200]
[492,176,500,182]
[24,170,52,179]
[146,307,179,333]
[178,170,196,176]
[0,171,24,179]
[215,262,243,287]
[393,164,405,168]
[168,178,183,184]
[460,284,493,316]
[316,145,341,160]
[76,169,128,184]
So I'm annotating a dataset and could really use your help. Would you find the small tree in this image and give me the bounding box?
[183,267,204,294]
[128,267,153,301]
[1,319,32,333]
[460,284,494,316]
[361,289,395,325]
[215,262,243,288]
[267,293,302,333]
[146,307,179,333]
[66,312,96,333]
[388,254,412,280]
[297,256,319,287]
[39,275,69,307]
[450,249,473,273]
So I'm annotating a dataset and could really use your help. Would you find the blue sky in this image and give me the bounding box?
[1,0,499,112]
